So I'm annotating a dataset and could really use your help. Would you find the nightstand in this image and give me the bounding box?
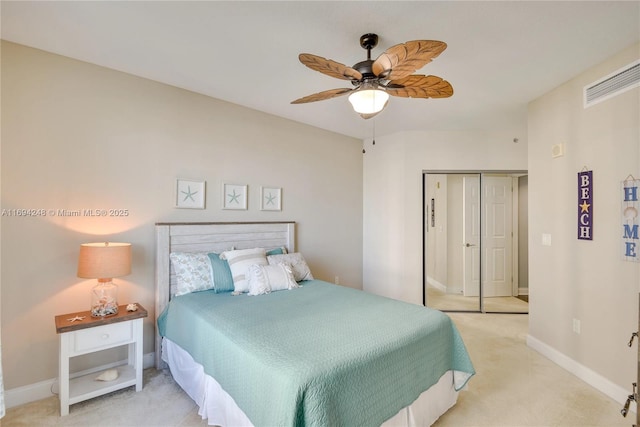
[55,303,147,416]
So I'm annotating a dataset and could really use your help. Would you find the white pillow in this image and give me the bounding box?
[169,252,214,296]
[247,263,299,296]
[267,253,314,281]
[220,248,268,293]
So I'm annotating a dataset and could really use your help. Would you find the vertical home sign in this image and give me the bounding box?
[622,177,640,262]
[578,170,593,240]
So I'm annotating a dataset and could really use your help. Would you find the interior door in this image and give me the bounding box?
[482,176,513,297]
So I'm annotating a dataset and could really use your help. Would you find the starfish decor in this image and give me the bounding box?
[181,185,198,202]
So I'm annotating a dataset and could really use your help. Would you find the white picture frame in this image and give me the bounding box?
[175,179,205,209]
[261,186,282,211]
[223,183,248,210]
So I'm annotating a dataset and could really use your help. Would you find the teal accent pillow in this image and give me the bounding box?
[266,247,287,256]
[207,253,235,293]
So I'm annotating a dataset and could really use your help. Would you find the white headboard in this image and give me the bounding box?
[154,221,296,367]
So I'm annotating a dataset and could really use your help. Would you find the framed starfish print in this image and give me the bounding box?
[176,179,205,209]
[261,186,282,211]
[223,183,248,210]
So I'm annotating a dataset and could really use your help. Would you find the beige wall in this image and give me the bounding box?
[1,41,363,391]
[528,43,640,397]
[363,130,528,304]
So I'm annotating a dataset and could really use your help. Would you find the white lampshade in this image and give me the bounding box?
[77,242,132,280]
[348,89,390,114]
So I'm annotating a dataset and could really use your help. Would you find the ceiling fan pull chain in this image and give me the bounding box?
[372,120,376,146]
[363,120,376,154]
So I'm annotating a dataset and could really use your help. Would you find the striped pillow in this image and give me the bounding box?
[220,248,268,293]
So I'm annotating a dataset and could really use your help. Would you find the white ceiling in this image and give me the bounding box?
[2,1,639,139]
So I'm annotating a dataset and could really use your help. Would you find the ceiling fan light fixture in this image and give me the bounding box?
[348,88,389,115]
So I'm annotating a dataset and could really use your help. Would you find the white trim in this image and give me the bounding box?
[5,377,53,409]
[526,335,635,414]
[518,287,529,296]
[5,352,155,409]
[511,177,519,296]
[426,276,447,292]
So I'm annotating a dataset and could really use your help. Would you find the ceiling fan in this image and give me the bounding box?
[291,33,453,119]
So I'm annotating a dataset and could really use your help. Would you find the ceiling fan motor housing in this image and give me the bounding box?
[352,59,376,84]
[352,33,381,85]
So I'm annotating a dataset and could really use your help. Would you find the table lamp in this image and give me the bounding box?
[77,242,132,317]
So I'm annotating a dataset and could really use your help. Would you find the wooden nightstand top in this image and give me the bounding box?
[55,303,148,334]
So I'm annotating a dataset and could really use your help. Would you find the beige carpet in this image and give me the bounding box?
[3,313,630,427]
[2,368,207,427]
[436,314,629,427]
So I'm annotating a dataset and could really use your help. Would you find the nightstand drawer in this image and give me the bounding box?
[74,321,133,352]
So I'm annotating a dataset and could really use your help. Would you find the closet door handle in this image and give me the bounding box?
[465,243,476,247]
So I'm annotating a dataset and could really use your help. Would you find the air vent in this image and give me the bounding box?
[584,60,640,108]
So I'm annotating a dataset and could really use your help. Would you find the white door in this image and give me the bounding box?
[463,176,480,297]
[483,176,513,297]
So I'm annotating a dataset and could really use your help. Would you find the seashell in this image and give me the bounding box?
[126,303,138,312]
[95,368,119,382]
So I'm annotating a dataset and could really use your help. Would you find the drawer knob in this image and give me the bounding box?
[101,334,110,340]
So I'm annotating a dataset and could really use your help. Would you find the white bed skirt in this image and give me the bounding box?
[163,338,459,427]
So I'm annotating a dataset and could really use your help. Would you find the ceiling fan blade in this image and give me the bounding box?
[291,87,354,104]
[299,53,363,81]
[386,75,453,98]
[372,40,447,81]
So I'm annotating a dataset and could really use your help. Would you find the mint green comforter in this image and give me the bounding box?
[158,280,474,426]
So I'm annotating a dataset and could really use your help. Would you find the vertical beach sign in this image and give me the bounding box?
[578,170,593,240]
[622,176,640,262]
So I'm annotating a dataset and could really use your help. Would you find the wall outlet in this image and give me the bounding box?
[334,276,339,285]
[573,318,581,334]
[542,233,552,246]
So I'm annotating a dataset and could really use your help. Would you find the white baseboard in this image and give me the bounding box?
[5,377,57,410]
[527,334,635,414]
[426,276,447,292]
[5,352,156,409]
[518,287,529,296]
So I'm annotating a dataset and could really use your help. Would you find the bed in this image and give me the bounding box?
[155,222,474,426]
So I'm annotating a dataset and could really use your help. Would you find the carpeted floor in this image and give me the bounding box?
[435,314,630,426]
[3,368,207,427]
[3,313,631,426]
